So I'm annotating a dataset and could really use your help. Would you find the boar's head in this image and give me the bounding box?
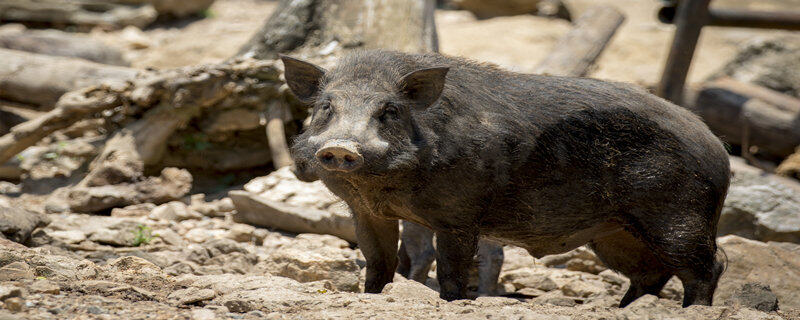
[281,52,448,183]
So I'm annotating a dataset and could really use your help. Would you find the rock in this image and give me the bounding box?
[111,203,156,217]
[118,26,153,49]
[598,269,627,287]
[531,291,576,307]
[230,167,356,242]
[719,163,800,243]
[152,228,183,246]
[191,308,216,320]
[538,246,603,269]
[709,36,800,98]
[46,230,86,244]
[0,246,98,281]
[29,279,59,294]
[727,283,779,312]
[0,285,21,301]
[257,234,359,292]
[560,279,607,298]
[382,279,442,305]
[0,206,51,244]
[0,262,34,281]
[717,235,800,309]
[67,167,192,213]
[500,268,558,292]
[185,229,227,243]
[3,297,22,312]
[89,228,137,247]
[500,246,537,272]
[168,287,216,305]
[225,224,255,243]
[565,257,606,274]
[149,201,202,221]
[223,299,255,313]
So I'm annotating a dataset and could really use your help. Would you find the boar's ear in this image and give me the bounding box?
[280,55,326,102]
[398,67,449,108]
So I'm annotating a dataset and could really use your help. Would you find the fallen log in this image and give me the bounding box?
[691,77,800,159]
[80,58,284,187]
[533,5,624,77]
[0,27,129,66]
[0,48,137,107]
[0,0,157,30]
[0,87,123,166]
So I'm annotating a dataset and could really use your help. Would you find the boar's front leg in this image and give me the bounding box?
[354,211,399,293]
[435,230,478,301]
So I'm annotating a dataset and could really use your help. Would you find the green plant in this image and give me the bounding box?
[132,225,157,246]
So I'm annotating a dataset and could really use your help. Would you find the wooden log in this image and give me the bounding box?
[0,28,129,66]
[237,0,438,60]
[0,0,157,30]
[266,100,294,169]
[80,59,283,187]
[0,87,123,165]
[0,48,137,107]
[533,5,624,77]
[656,0,711,105]
[691,77,800,158]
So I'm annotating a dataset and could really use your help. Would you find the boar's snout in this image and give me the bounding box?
[315,140,364,172]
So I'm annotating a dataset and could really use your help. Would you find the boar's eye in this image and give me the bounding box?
[379,103,399,122]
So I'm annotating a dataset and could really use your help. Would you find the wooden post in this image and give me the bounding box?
[656,0,711,105]
[533,5,624,77]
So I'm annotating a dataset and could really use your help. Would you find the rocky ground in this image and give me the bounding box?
[2,158,800,319]
[3,0,800,319]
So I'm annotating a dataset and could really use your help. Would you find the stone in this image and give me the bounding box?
[3,297,22,312]
[716,235,800,309]
[257,234,359,292]
[719,166,800,243]
[168,288,216,305]
[561,279,608,298]
[0,286,21,301]
[225,224,255,243]
[149,201,203,221]
[89,228,137,247]
[727,283,779,312]
[29,279,59,294]
[382,279,442,304]
[111,203,156,217]
[191,308,216,320]
[230,167,356,242]
[709,36,800,98]
[0,206,50,244]
[46,230,86,244]
[0,262,34,281]
[185,229,227,243]
[223,299,255,313]
[565,257,606,274]
[500,268,558,292]
[532,291,576,307]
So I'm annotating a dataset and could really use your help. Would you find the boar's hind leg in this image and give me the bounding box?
[435,230,479,301]
[589,228,672,308]
[476,241,504,296]
[625,208,722,307]
[397,221,436,283]
[354,212,400,294]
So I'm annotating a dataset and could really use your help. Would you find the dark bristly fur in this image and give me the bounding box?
[282,50,730,307]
